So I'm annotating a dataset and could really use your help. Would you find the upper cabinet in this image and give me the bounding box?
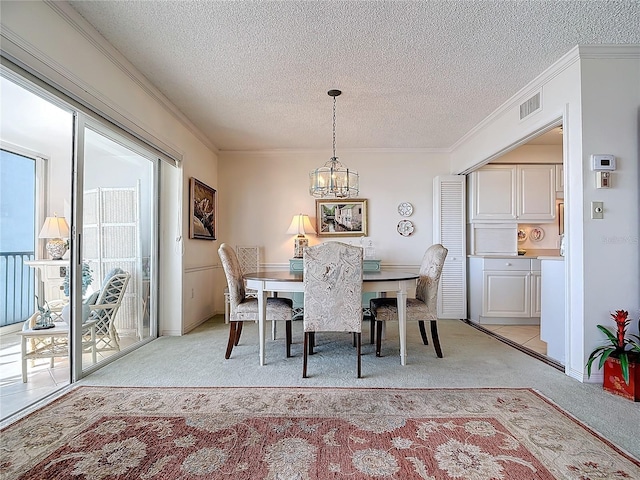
[555,163,563,194]
[469,164,556,223]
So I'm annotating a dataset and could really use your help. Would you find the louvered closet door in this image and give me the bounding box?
[433,175,466,319]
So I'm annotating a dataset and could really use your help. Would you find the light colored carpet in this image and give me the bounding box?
[73,316,640,460]
[3,386,639,479]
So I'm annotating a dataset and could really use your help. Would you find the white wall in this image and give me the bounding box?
[492,145,563,164]
[1,1,220,335]
[219,150,450,264]
[217,149,450,304]
[450,46,640,382]
[578,54,640,380]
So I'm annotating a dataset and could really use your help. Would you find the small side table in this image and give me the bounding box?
[18,314,97,383]
[24,259,68,302]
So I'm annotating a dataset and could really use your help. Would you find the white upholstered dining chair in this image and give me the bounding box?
[302,241,364,378]
[218,243,293,359]
[223,245,259,323]
[370,243,448,358]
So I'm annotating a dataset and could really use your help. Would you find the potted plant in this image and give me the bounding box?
[63,262,93,297]
[586,310,640,401]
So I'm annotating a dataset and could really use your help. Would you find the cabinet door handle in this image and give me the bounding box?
[505,262,511,266]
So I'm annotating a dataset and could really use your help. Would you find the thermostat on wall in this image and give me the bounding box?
[591,154,616,171]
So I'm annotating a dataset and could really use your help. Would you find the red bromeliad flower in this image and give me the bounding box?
[587,309,640,385]
[611,310,629,349]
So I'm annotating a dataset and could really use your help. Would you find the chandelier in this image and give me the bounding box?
[309,90,359,198]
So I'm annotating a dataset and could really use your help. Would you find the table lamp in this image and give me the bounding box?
[39,214,70,260]
[286,214,316,258]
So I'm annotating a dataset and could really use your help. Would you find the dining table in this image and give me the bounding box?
[244,269,419,366]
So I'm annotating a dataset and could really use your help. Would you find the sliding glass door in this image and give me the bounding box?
[1,62,162,418]
[72,118,158,377]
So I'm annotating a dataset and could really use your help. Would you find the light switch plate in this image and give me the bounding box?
[592,201,604,219]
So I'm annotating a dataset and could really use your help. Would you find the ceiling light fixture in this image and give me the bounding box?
[309,89,359,198]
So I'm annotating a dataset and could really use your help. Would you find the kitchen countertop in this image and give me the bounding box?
[468,249,562,259]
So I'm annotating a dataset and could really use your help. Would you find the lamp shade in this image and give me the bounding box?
[286,214,316,258]
[39,215,70,260]
[39,215,70,239]
[286,214,316,236]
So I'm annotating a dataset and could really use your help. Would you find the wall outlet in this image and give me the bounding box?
[591,201,604,219]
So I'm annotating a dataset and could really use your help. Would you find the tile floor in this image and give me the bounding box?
[0,331,70,421]
[482,324,547,355]
[0,330,134,422]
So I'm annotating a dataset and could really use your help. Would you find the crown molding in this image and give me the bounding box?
[577,44,640,59]
[450,46,582,152]
[41,1,218,155]
[451,45,640,153]
[220,147,449,157]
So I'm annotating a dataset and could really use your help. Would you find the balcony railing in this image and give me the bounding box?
[1,251,35,327]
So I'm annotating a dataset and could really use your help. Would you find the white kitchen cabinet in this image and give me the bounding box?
[468,257,541,325]
[484,270,530,316]
[469,164,556,223]
[469,165,516,221]
[531,269,542,317]
[555,164,563,193]
[540,258,565,364]
[516,165,556,221]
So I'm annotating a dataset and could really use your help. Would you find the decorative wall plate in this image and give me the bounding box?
[517,229,527,242]
[397,202,413,217]
[397,219,414,236]
[530,227,545,241]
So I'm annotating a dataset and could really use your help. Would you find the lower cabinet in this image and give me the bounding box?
[469,257,541,324]
[531,270,542,317]
[540,259,565,363]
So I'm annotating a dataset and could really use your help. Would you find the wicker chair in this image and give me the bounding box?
[88,270,131,352]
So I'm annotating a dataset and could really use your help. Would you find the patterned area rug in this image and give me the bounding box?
[2,387,638,479]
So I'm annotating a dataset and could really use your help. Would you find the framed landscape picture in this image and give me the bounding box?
[189,177,216,240]
[316,199,368,237]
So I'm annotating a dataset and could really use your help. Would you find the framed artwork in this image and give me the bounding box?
[189,177,216,240]
[316,199,368,237]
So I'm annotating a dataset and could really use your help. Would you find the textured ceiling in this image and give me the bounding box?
[67,1,640,151]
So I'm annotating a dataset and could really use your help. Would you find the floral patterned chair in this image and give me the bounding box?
[370,243,448,358]
[218,243,293,359]
[302,241,363,378]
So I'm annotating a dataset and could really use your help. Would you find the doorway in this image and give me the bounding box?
[465,125,566,367]
[0,67,160,420]
[74,121,159,377]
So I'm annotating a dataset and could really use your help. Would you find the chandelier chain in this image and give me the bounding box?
[332,95,337,159]
[309,88,358,198]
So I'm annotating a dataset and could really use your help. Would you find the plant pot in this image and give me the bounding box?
[603,356,640,401]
